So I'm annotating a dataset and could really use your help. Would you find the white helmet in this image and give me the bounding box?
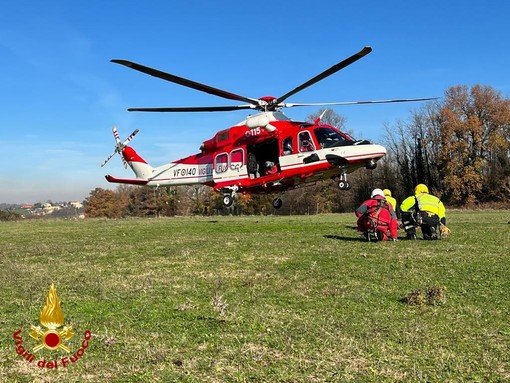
[371,188,385,198]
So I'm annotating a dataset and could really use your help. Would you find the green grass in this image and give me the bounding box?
[1,211,509,382]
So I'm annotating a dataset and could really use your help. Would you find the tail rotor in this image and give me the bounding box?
[101,126,140,168]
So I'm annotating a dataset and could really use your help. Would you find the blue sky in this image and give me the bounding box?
[1,1,509,204]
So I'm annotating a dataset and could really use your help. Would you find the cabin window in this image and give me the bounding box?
[216,130,229,142]
[299,131,315,152]
[230,149,244,171]
[282,137,293,155]
[215,153,228,173]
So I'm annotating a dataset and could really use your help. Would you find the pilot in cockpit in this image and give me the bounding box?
[299,132,314,152]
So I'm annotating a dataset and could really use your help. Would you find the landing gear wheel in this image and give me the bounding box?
[338,181,351,190]
[272,197,283,209]
[223,195,234,207]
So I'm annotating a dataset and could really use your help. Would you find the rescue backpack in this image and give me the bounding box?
[364,198,389,231]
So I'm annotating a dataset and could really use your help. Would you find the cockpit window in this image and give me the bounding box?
[314,127,354,148]
[299,131,315,152]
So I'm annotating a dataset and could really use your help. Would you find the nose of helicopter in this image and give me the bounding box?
[325,143,387,167]
[373,143,387,157]
[365,144,386,169]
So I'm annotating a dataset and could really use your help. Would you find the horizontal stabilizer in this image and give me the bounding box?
[105,175,149,185]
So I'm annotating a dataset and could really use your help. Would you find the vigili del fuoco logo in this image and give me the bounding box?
[12,283,91,369]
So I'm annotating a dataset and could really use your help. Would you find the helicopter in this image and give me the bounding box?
[102,46,435,209]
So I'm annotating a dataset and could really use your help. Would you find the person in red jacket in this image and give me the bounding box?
[355,188,398,241]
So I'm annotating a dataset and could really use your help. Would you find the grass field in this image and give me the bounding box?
[1,211,509,382]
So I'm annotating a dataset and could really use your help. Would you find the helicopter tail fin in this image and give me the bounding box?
[121,146,153,180]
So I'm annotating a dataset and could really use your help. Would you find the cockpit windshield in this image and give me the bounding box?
[313,127,355,148]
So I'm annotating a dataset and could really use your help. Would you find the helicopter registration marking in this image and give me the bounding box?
[174,168,196,177]
[173,164,213,178]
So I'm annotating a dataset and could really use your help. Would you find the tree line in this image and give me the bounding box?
[84,84,510,218]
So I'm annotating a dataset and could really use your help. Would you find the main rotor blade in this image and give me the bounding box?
[111,59,258,106]
[283,97,439,108]
[127,105,255,112]
[275,46,373,105]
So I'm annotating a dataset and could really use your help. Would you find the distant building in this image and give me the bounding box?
[42,203,61,214]
[69,201,83,209]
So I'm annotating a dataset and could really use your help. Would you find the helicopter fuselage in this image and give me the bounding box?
[106,113,386,206]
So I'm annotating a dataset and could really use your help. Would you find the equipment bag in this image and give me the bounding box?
[365,199,388,230]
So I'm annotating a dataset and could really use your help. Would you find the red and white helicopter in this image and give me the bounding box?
[102,46,434,209]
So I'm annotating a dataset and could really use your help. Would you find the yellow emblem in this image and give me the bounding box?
[29,283,74,352]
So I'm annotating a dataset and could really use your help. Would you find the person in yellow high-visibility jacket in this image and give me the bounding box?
[400,184,446,240]
[383,189,398,217]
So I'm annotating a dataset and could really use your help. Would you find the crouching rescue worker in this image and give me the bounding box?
[355,188,398,241]
[383,188,398,218]
[400,184,446,240]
